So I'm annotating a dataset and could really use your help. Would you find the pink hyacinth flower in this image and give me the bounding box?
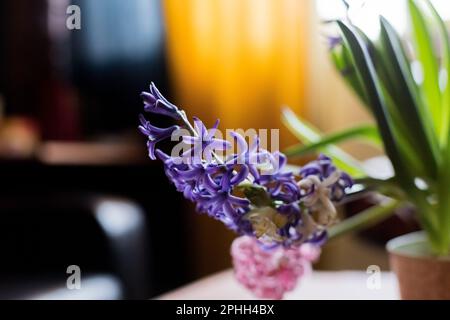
[231,236,321,300]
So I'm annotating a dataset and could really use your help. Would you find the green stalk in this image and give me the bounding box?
[328,199,402,239]
[409,195,443,253]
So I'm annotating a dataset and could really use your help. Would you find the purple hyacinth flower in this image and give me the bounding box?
[228,132,276,181]
[141,82,181,119]
[155,149,203,200]
[201,192,250,221]
[327,35,342,50]
[259,171,300,204]
[307,230,328,246]
[137,84,356,249]
[300,154,353,201]
[173,163,220,200]
[182,118,231,164]
[258,153,300,204]
[197,165,250,219]
[138,114,180,160]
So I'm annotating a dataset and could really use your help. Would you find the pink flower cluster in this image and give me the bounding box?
[231,236,320,299]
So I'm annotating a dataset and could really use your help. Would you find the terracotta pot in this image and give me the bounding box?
[387,232,450,300]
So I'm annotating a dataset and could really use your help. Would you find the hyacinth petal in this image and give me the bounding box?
[154,100,176,117]
[308,230,328,246]
[249,135,259,152]
[138,125,149,136]
[327,35,342,50]
[202,147,214,163]
[149,125,178,140]
[174,166,202,180]
[205,164,220,175]
[228,194,250,207]
[146,122,169,135]
[138,113,148,126]
[230,131,249,156]
[193,117,207,137]
[206,119,220,140]
[138,114,179,160]
[209,139,231,151]
[183,183,198,201]
[340,172,353,187]
[204,173,220,192]
[147,140,157,160]
[300,163,321,177]
[149,82,168,103]
[141,92,157,105]
[230,165,249,185]
[219,174,231,191]
[223,201,238,219]
[273,151,287,170]
[271,183,282,196]
[141,83,180,119]
[318,153,331,161]
[248,164,260,182]
[149,82,179,111]
[182,136,197,145]
[155,149,170,162]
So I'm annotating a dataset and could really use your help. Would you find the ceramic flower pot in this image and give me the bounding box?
[387,231,450,300]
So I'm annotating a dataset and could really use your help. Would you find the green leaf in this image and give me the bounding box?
[408,0,442,137]
[329,199,402,239]
[378,16,439,178]
[425,0,450,148]
[337,21,413,188]
[281,107,366,178]
[330,23,431,177]
[330,39,369,107]
[284,124,381,157]
[425,0,450,252]
[379,85,428,176]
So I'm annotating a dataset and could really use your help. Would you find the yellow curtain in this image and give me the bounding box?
[163,0,311,149]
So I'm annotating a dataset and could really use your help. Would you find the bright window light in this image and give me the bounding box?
[316,0,450,39]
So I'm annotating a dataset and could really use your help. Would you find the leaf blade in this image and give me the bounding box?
[408,0,442,136]
[378,16,439,178]
[337,20,412,187]
[281,107,366,177]
[284,124,381,157]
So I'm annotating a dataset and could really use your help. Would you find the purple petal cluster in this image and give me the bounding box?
[139,83,353,248]
[138,114,179,160]
[182,118,231,164]
[300,154,353,201]
[141,82,181,119]
[259,152,300,203]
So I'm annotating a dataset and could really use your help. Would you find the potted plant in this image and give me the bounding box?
[282,0,450,299]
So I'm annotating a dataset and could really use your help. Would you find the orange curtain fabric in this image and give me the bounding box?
[163,0,311,149]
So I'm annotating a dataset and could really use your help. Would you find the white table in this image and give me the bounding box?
[158,269,399,300]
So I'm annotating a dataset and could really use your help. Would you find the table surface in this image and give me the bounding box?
[157,269,399,300]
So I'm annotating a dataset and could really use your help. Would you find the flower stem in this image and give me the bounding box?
[328,199,403,239]
[177,110,199,137]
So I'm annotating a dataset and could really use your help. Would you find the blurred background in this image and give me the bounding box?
[0,0,449,299]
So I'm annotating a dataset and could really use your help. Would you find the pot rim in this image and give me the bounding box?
[386,231,450,261]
